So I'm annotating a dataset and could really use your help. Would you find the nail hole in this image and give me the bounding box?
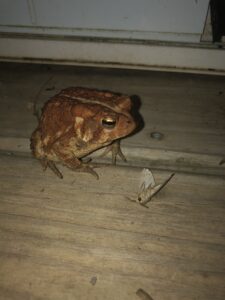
[150,132,164,140]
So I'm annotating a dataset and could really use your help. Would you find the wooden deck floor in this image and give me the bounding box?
[0,63,225,300]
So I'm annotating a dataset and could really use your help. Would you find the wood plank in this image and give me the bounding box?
[0,154,225,300]
[0,63,225,175]
[1,136,225,177]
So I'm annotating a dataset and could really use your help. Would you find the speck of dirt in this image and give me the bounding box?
[90,276,97,286]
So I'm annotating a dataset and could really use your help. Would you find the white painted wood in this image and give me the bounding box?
[0,0,217,72]
[0,0,209,42]
[0,35,225,74]
[0,0,31,25]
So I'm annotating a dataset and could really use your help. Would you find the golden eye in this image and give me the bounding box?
[101,117,116,129]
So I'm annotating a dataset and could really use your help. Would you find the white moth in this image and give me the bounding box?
[137,168,174,205]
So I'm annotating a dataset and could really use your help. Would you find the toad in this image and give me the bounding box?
[30,87,137,179]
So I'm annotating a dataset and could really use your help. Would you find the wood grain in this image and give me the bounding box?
[0,154,225,300]
[0,63,225,175]
[0,63,225,299]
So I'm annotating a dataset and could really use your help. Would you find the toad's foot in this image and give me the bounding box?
[65,157,99,180]
[40,159,63,179]
[100,140,127,165]
[39,157,98,179]
[75,163,99,180]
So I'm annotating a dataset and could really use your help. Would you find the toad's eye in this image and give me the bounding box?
[101,117,116,129]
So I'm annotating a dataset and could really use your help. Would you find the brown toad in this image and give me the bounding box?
[30,87,137,179]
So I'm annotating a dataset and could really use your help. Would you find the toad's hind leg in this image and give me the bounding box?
[40,159,63,179]
[50,146,99,179]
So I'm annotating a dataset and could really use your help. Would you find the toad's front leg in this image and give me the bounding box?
[40,158,63,179]
[100,140,127,164]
